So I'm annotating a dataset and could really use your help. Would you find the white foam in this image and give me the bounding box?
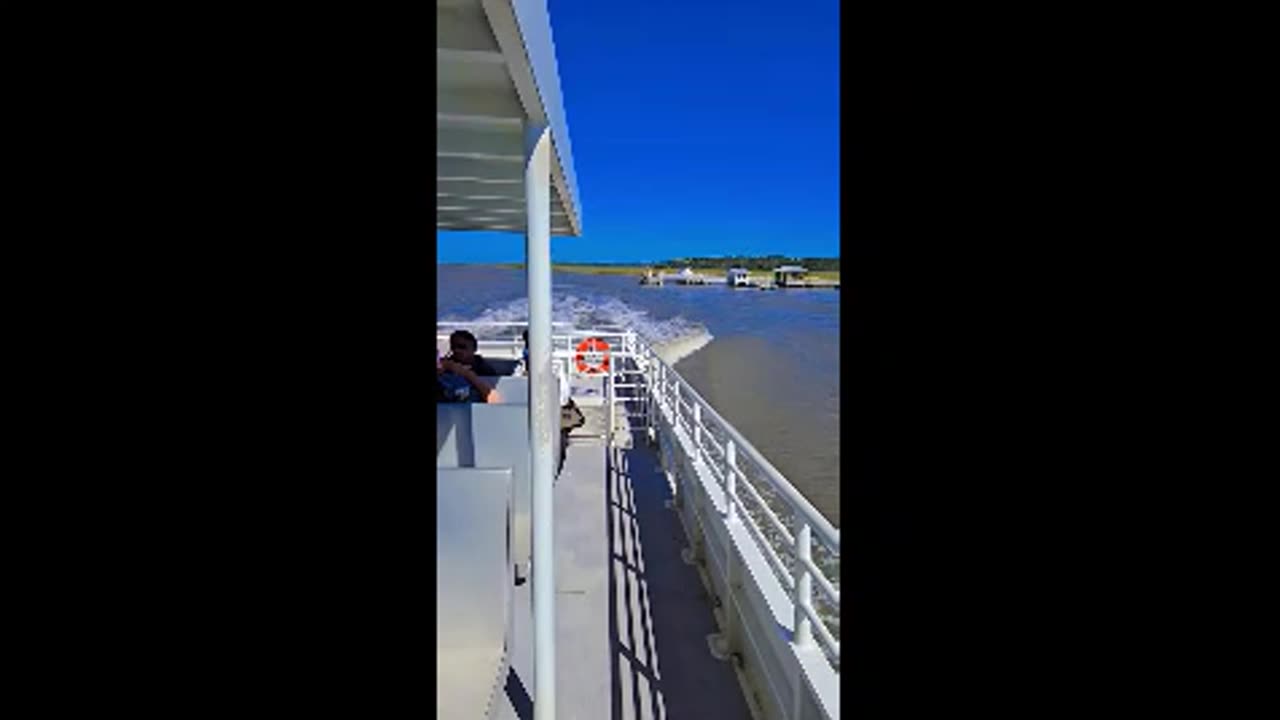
[651,333,713,366]
[440,293,714,355]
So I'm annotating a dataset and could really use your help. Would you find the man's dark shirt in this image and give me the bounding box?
[437,353,498,403]
[462,355,498,377]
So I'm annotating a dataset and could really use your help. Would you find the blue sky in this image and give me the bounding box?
[438,0,840,264]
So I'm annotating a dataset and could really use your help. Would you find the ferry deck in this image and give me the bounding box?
[437,2,840,718]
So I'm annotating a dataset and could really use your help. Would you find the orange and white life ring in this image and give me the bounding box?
[574,337,611,374]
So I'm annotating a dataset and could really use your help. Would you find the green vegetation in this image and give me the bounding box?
[496,262,657,275]
[554,264,655,275]
[664,255,840,273]
[806,270,841,281]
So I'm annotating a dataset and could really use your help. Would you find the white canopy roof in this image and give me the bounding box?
[437,0,582,236]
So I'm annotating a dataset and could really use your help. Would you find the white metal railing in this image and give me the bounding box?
[629,336,842,672]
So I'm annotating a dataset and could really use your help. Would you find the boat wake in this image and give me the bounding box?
[440,293,713,365]
[649,332,713,366]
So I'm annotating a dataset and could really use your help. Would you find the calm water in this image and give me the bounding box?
[437,265,841,526]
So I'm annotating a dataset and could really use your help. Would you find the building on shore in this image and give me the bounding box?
[726,267,751,287]
[773,265,809,287]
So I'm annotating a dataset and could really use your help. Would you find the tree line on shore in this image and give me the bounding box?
[659,255,838,271]
[562,257,828,272]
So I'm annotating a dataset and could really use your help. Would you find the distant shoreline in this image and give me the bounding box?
[484,262,840,281]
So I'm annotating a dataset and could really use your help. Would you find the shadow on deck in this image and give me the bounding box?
[490,430,751,720]
[606,444,752,720]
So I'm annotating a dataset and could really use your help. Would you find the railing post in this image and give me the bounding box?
[672,379,679,423]
[793,519,813,648]
[724,439,737,522]
[606,363,615,446]
[642,349,650,436]
[664,364,671,421]
[671,380,680,429]
[722,526,742,662]
[656,362,664,417]
[647,351,656,441]
[710,499,743,665]
[693,404,702,457]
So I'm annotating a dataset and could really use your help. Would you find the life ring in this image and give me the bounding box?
[574,337,611,374]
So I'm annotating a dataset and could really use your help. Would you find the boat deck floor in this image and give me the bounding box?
[492,416,753,720]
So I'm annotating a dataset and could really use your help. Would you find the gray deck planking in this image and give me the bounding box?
[491,420,752,720]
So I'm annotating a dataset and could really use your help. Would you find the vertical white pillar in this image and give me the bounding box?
[525,122,556,720]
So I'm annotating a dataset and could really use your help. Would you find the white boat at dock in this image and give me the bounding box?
[674,267,710,285]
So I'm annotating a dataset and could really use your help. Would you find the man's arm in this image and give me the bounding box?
[471,356,499,377]
[440,359,502,403]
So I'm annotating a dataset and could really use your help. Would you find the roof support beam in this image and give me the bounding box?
[436,155,523,182]
[436,125,525,159]
[437,191,526,201]
[437,176,522,185]
[437,113,523,130]
[438,206,568,217]
[436,48,505,65]
[437,186,557,202]
[438,222,521,231]
[437,89,525,121]
[437,151,523,163]
[437,220,573,233]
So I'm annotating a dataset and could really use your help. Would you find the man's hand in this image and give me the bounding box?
[440,358,472,376]
[441,358,501,403]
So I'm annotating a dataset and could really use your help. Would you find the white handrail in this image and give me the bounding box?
[738,499,797,591]
[635,338,841,671]
[733,470,796,547]
[803,555,841,606]
[802,601,841,662]
[641,344,840,554]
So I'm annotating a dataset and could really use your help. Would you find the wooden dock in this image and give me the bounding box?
[780,278,840,289]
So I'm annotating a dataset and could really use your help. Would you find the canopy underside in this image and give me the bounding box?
[437,0,580,236]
